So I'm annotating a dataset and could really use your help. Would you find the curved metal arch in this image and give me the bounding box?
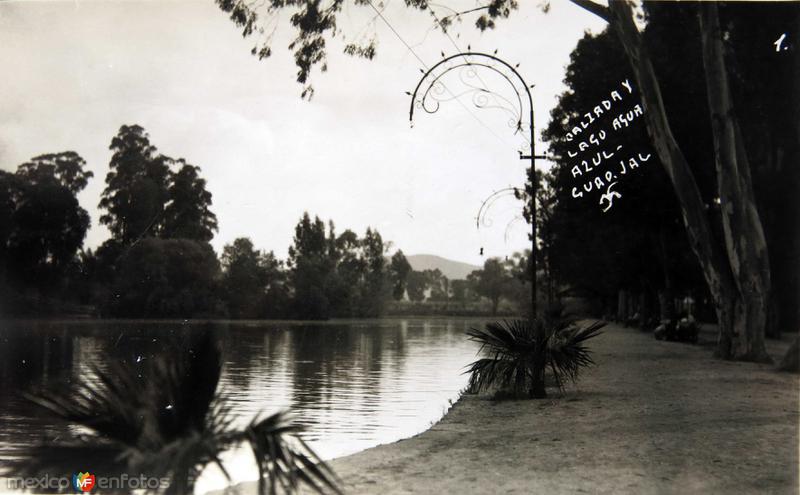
[407,51,538,315]
[409,52,533,137]
[475,186,521,229]
[418,63,524,127]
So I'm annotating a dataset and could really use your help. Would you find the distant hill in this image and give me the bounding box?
[406,254,481,280]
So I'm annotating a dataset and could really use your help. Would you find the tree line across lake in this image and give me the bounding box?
[0,124,530,319]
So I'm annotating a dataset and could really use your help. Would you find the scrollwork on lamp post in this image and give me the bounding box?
[408,51,543,316]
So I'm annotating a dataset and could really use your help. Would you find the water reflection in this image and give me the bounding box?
[0,318,482,491]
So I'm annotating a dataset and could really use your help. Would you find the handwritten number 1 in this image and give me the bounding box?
[774,33,788,52]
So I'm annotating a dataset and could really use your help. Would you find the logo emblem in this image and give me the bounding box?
[599,181,622,212]
[73,472,96,493]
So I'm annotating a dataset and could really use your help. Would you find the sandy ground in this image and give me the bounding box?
[224,323,799,495]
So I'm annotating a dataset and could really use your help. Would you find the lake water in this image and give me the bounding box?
[0,318,484,492]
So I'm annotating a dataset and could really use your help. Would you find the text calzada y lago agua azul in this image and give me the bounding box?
[566,79,654,212]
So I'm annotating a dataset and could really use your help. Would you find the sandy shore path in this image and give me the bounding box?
[225,322,799,495]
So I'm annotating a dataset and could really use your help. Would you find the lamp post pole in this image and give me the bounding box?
[409,52,542,317]
[521,107,537,317]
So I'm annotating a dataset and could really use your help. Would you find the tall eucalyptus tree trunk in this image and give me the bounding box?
[698,2,771,362]
[569,0,770,361]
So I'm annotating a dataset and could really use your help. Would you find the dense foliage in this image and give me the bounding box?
[210,223,529,320]
[106,238,221,318]
[538,3,798,339]
[93,125,221,317]
[0,152,92,314]
[541,26,705,322]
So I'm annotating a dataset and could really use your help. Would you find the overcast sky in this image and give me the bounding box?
[0,0,605,266]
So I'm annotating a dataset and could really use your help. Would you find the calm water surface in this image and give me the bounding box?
[0,318,483,492]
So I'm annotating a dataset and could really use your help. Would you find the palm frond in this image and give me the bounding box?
[215,411,342,495]
[465,357,524,394]
[465,318,605,399]
[549,320,606,386]
[7,328,340,494]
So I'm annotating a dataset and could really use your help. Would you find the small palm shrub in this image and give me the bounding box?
[6,331,340,495]
[465,318,605,399]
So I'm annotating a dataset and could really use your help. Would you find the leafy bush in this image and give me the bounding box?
[105,238,221,318]
[465,318,605,399]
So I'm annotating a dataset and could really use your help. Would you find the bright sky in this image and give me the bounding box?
[0,0,606,266]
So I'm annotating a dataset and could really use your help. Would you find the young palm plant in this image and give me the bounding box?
[5,330,340,494]
[465,318,605,399]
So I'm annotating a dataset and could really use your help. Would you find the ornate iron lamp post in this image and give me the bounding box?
[409,51,543,316]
